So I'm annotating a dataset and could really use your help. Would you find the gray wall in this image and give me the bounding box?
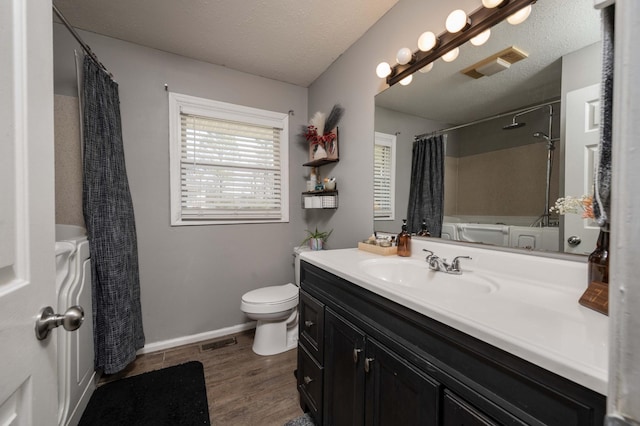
[307,0,479,249]
[53,24,308,345]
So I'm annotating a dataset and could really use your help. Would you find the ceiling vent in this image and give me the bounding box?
[461,46,528,79]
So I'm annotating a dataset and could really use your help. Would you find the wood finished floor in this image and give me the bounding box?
[99,330,304,425]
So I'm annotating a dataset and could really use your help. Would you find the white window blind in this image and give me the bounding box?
[169,93,289,225]
[374,132,396,220]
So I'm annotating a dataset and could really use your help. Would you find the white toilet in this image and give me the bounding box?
[240,246,308,356]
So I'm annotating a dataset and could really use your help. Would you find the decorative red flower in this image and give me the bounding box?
[305,125,336,149]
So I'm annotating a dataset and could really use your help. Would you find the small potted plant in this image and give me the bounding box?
[301,227,333,251]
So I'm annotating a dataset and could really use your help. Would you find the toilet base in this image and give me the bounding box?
[252,312,298,356]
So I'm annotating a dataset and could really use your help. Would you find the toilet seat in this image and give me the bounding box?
[241,283,298,314]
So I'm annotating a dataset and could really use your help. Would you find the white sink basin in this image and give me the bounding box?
[358,258,499,295]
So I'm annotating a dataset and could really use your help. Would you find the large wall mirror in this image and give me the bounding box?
[374,0,601,256]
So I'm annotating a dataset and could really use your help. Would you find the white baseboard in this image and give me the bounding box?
[138,321,257,354]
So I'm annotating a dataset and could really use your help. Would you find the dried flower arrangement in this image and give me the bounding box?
[303,104,344,161]
[550,195,594,219]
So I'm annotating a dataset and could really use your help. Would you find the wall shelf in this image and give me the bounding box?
[302,190,338,209]
[302,158,339,167]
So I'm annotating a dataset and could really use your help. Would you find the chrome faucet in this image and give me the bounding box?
[423,250,471,275]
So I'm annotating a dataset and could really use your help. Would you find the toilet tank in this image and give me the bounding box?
[294,246,311,285]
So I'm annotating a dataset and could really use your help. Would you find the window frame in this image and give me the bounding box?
[169,92,289,226]
[374,131,397,221]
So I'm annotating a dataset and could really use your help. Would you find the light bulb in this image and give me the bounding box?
[470,29,491,46]
[441,47,459,63]
[418,63,434,74]
[482,0,507,8]
[399,75,413,86]
[507,4,531,25]
[417,31,438,52]
[396,47,413,65]
[376,62,392,78]
[446,9,469,33]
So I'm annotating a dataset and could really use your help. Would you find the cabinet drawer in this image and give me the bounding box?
[299,290,324,362]
[298,344,323,424]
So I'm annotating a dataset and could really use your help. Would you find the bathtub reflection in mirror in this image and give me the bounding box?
[374,0,601,255]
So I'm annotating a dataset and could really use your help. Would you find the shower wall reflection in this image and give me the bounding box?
[444,105,560,226]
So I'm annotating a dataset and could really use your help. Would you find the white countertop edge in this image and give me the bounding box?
[300,249,608,395]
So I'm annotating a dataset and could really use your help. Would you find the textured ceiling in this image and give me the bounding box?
[53,0,400,87]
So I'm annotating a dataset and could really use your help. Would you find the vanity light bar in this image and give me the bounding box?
[387,0,536,86]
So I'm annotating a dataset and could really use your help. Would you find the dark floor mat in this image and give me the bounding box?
[79,361,210,425]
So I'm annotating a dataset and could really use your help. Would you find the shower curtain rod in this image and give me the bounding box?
[53,4,113,78]
[415,99,560,140]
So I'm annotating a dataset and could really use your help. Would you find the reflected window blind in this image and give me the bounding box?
[374,143,393,219]
[180,113,282,220]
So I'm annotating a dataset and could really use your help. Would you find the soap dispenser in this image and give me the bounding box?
[397,219,411,257]
[417,219,431,237]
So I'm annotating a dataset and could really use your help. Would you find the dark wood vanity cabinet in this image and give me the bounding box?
[297,260,606,426]
[324,308,439,425]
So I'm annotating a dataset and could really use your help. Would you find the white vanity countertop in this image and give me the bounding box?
[300,239,609,395]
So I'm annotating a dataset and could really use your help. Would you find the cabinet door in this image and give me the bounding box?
[364,339,440,426]
[443,391,499,426]
[324,309,366,426]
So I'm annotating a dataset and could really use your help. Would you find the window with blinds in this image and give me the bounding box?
[169,93,289,225]
[374,132,396,221]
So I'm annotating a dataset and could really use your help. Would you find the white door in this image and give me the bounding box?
[564,84,601,254]
[0,0,58,425]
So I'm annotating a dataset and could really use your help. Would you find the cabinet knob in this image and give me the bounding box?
[364,357,375,373]
[353,348,362,363]
[303,375,313,385]
[305,320,315,328]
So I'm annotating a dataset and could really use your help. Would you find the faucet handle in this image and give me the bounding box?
[422,249,438,268]
[451,256,472,271]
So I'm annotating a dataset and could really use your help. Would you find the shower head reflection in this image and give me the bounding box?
[502,119,526,130]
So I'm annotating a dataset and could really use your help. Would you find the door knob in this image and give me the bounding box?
[353,348,362,363]
[35,305,84,340]
[567,236,582,246]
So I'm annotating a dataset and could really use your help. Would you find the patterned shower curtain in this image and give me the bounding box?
[407,135,445,237]
[593,5,614,228]
[82,56,145,374]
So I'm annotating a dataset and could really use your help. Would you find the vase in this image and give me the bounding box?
[309,238,323,251]
[313,145,328,160]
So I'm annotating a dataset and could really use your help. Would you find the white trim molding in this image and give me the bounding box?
[138,321,256,354]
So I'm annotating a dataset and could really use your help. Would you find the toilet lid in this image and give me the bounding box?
[242,283,298,305]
